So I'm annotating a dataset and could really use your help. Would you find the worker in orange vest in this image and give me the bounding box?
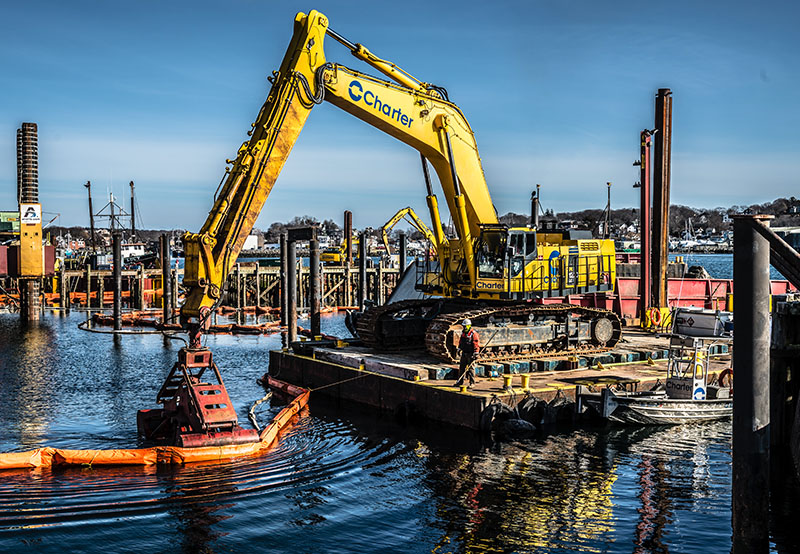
[454,319,479,388]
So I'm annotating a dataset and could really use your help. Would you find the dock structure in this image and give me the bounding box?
[268,328,732,431]
[5,262,402,317]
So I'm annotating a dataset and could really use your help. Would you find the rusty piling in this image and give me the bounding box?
[344,210,353,266]
[652,89,672,308]
[358,231,367,310]
[732,214,772,553]
[637,130,652,320]
[399,232,407,273]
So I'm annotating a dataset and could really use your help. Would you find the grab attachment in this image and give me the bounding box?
[137,347,259,448]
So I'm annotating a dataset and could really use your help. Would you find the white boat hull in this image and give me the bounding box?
[579,388,732,425]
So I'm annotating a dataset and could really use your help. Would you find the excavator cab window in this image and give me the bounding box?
[508,230,537,276]
[476,227,507,279]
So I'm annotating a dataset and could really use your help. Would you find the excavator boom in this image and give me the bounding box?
[181,11,331,333]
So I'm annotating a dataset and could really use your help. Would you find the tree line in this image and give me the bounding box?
[48,196,799,244]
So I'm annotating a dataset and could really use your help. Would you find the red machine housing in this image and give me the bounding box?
[137,347,259,447]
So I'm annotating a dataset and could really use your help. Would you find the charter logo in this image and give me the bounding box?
[548,250,560,276]
[348,80,414,128]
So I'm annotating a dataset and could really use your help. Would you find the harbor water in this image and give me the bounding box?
[670,252,786,281]
[1,254,799,553]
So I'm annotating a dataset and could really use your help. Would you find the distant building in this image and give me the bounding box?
[54,233,86,253]
[65,237,86,250]
[243,234,261,251]
[775,227,800,251]
[0,211,20,235]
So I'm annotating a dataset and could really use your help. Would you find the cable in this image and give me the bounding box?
[426,84,449,102]
[293,63,333,107]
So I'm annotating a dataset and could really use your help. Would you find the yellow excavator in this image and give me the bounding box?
[320,236,357,265]
[139,9,621,447]
[380,206,438,259]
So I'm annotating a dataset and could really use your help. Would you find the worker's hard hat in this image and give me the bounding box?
[462,319,471,327]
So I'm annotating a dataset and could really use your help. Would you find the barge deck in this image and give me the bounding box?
[268,328,733,431]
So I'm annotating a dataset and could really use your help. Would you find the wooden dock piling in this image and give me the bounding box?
[160,234,171,324]
[287,237,298,344]
[310,238,321,337]
[112,231,122,330]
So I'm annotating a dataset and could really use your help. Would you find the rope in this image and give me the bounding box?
[81,449,101,469]
[308,371,373,392]
[248,390,273,431]
[77,320,189,345]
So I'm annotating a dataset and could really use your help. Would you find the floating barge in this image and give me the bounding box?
[267,328,732,431]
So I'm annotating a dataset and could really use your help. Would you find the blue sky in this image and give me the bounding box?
[1,0,797,232]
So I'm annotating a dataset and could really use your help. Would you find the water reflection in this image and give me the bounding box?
[634,455,671,554]
[0,317,57,449]
[158,464,238,554]
[420,431,619,553]
[399,422,732,554]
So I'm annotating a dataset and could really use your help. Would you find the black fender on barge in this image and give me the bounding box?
[349,299,622,364]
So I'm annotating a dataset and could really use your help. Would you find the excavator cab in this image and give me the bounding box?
[474,225,539,292]
[476,224,507,280]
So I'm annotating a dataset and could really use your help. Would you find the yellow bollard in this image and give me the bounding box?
[459,385,468,393]
[520,374,530,389]
[503,375,513,390]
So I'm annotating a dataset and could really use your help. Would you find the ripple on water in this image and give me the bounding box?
[2,313,797,553]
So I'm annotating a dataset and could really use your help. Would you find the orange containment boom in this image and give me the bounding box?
[0,377,308,470]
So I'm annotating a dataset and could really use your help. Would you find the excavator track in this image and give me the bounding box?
[354,299,450,351]
[354,300,622,364]
[424,304,622,364]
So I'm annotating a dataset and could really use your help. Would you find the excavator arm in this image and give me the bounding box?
[181,9,499,344]
[380,207,438,258]
[181,11,330,340]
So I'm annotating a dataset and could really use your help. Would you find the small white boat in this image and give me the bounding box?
[578,335,732,425]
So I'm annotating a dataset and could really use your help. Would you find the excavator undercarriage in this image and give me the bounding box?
[350,299,622,365]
